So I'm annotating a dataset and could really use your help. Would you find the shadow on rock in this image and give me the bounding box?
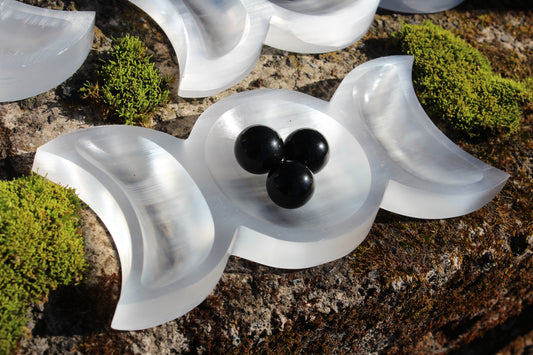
[359,36,400,62]
[32,272,120,337]
[373,209,424,224]
[450,304,533,355]
[0,122,15,180]
[376,0,532,12]
[456,0,533,11]
[297,78,342,102]
[5,152,35,179]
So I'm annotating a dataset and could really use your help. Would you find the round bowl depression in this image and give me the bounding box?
[205,99,372,230]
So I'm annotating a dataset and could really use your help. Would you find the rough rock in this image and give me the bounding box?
[2,0,532,354]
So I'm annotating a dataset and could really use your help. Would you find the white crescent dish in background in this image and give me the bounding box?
[379,0,464,13]
[127,0,379,97]
[0,0,94,102]
[32,56,508,330]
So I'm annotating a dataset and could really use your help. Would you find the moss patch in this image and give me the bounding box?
[81,35,171,127]
[393,20,531,137]
[0,175,87,353]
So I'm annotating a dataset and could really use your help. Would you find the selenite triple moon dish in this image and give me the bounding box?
[127,0,380,97]
[32,56,509,330]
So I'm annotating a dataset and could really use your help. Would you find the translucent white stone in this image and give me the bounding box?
[0,0,94,102]
[379,0,464,13]
[127,0,379,97]
[32,56,508,330]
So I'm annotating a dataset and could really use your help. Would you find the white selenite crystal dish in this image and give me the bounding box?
[127,0,379,97]
[0,0,94,102]
[33,56,509,330]
[379,0,464,13]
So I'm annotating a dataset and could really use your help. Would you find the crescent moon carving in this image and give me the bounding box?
[0,0,94,102]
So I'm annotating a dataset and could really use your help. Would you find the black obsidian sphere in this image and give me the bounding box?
[266,160,314,209]
[284,128,329,173]
[234,125,284,174]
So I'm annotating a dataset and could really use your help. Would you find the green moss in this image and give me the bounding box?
[0,175,88,353]
[81,35,171,127]
[393,21,532,137]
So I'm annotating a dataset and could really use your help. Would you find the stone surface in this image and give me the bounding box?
[1,0,532,354]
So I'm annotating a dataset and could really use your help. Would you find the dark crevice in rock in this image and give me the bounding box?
[0,121,15,180]
[450,304,533,355]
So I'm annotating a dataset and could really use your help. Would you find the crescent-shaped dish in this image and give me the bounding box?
[0,0,94,102]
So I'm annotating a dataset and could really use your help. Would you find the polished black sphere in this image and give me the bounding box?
[234,125,284,174]
[266,160,314,209]
[284,128,329,173]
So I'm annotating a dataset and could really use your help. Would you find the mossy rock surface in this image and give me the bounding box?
[394,20,531,137]
[0,0,532,353]
[81,35,170,127]
[0,175,87,354]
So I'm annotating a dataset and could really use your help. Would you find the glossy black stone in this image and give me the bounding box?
[266,160,314,209]
[284,128,329,173]
[234,125,284,174]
